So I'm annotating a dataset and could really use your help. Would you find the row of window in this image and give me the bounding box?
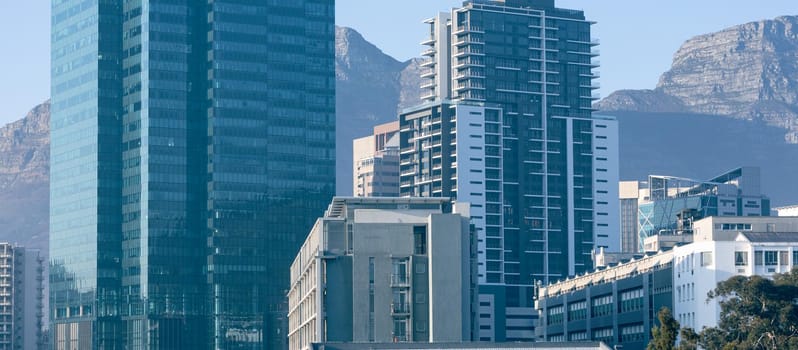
[735,250,798,266]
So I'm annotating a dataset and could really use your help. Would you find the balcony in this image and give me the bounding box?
[419,59,436,68]
[391,302,411,315]
[391,274,410,287]
[421,48,436,57]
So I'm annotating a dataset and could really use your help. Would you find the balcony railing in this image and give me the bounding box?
[391,274,410,286]
[391,302,411,314]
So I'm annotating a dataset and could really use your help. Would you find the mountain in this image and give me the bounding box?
[0,101,49,251]
[335,26,423,195]
[598,16,798,142]
[612,111,798,205]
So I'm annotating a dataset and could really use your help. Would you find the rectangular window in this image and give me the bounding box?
[701,252,713,266]
[780,251,789,266]
[765,251,778,266]
[413,225,427,255]
[755,251,764,266]
[735,251,748,266]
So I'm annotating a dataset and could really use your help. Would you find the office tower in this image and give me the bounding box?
[400,0,610,341]
[0,243,45,350]
[288,197,476,350]
[50,1,335,349]
[628,167,770,252]
[353,121,401,197]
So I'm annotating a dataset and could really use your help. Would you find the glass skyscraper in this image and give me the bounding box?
[399,0,615,341]
[50,1,335,349]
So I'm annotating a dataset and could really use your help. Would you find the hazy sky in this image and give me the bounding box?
[1,1,795,125]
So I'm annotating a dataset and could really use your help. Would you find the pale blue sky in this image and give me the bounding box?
[1,1,795,124]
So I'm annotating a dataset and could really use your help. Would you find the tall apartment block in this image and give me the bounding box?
[0,243,45,350]
[287,197,476,350]
[399,0,615,341]
[353,122,401,197]
[50,1,335,349]
[620,167,771,252]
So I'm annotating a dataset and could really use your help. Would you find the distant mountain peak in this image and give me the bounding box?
[597,15,798,142]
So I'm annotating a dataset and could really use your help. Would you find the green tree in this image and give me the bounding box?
[699,267,798,350]
[678,327,699,350]
[648,307,680,350]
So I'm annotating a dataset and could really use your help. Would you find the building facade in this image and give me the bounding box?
[625,167,770,252]
[287,198,476,350]
[399,0,612,341]
[50,1,335,349]
[312,342,611,350]
[536,249,674,350]
[672,216,798,331]
[353,122,401,197]
[537,216,798,349]
[619,181,641,253]
[0,243,45,350]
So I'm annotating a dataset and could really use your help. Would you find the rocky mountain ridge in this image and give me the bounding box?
[335,26,422,194]
[0,101,49,251]
[598,15,798,142]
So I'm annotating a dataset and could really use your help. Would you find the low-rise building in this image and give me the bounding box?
[537,216,798,349]
[536,249,674,349]
[312,342,611,350]
[288,197,477,350]
[620,167,771,253]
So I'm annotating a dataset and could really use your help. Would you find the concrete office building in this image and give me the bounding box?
[621,167,771,252]
[312,342,611,350]
[0,243,45,350]
[537,216,798,349]
[399,0,614,341]
[50,1,335,348]
[536,249,674,349]
[287,197,476,350]
[353,122,401,197]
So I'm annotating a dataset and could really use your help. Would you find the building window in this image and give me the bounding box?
[780,251,789,266]
[701,252,713,266]
[793,250,798,266]
[721,223,752,231]
[735,251,748,266]
[755,251,764,266]
[413,226,427,255]
[547,305,564,325]
[592,295,613,317]
[593,328,614,345]
[569,331,588,341]
[620,288,643,313]
[765,251,778,266]
[548,334,565,342]
[393,319,408,342]
[568,301,587,321]
[621,324,645,342]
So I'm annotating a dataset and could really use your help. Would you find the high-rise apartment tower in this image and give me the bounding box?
[399,0,616,341]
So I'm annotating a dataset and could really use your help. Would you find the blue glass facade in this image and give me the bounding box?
[51,1,335,349]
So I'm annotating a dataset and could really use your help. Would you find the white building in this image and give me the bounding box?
[774,205,798,217]
[673,216,798,331]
